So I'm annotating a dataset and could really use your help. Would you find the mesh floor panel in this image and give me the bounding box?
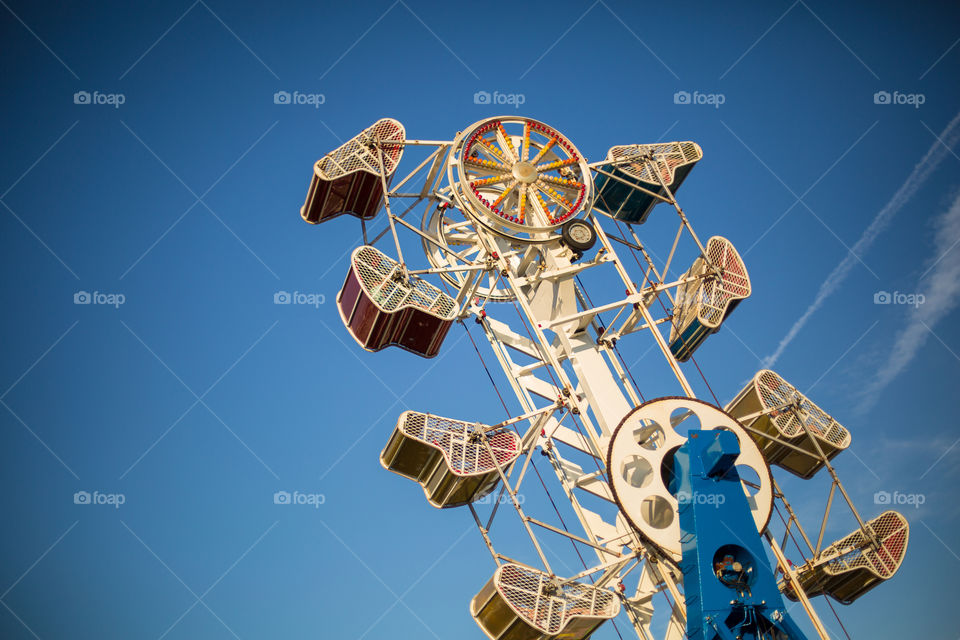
[316,118,405,180]
[671,236,751,339]
[606,141,702,187]
[753,370,850,447]
[399,411,521,475]
[817,510,908,579]
[351,246,457,318]
[496,564,619,634]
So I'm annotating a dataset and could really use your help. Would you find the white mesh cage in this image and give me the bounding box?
[606,141,703,187]
[315,118,405,180]
[492,564,620,635]
[398,411,521,476]
[753,370,851,448]
[815,510,909,580]
[671,236,751,337]
[351,246,458,319]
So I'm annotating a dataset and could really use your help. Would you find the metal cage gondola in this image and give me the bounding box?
[381,411,522,508]
[471,563,620,640]
[301,118,405,224]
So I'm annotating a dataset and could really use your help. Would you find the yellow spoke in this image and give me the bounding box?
[465,156,509,172]
[522,122,530,162]
[518,185,527,223]
[477,137,508,165]
[537,157,579,172]
[497,123,519,161]
[539,174,584,190]
[531,136,557,164]
[537,183,572,210]
[534,188,552,217]
[491,181,517,209]
[471,174,513,188]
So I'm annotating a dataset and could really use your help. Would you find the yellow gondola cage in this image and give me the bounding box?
[471,563,621,640]
[787,510,909,604]
[380,411,522,508]
[726,370,851,479]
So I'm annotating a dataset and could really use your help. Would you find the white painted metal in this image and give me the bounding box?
[606,397,773,560]
[313,115,888,640]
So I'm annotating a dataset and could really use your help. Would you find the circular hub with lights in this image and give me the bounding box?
[449,117,593,242]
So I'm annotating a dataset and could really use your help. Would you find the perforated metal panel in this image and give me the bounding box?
[351,246,457,318]
[726,369,851,478]
[753,371,850,447]
[817,511,908,579]
[669,236,750,361]
[300,118,406,224]
[593,141,703,224]
[398,412,520,475]
[315,118,405,181]
[380,411,522,508]
[607,142,702,187]
[790,511,909,604]
[471,563,620,640]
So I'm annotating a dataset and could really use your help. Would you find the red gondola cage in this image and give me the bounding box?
[300,118,405,224]
[337,245,458,358]
[786,510,909,604]
[471,563,621,640]
[380,411,522,508]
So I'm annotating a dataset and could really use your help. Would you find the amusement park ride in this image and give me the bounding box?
[299,116,909,640]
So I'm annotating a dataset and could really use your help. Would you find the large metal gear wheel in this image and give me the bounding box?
[607,396,774,560]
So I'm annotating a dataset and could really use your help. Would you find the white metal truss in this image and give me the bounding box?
[302,116,910,640]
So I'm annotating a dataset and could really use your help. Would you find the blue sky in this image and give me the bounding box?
[1,1,959,638]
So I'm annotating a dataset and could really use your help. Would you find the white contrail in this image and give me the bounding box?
[762,111,960,369]
[858,192,960,411]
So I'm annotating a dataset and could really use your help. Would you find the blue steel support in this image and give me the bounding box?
[672,429,810,640]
